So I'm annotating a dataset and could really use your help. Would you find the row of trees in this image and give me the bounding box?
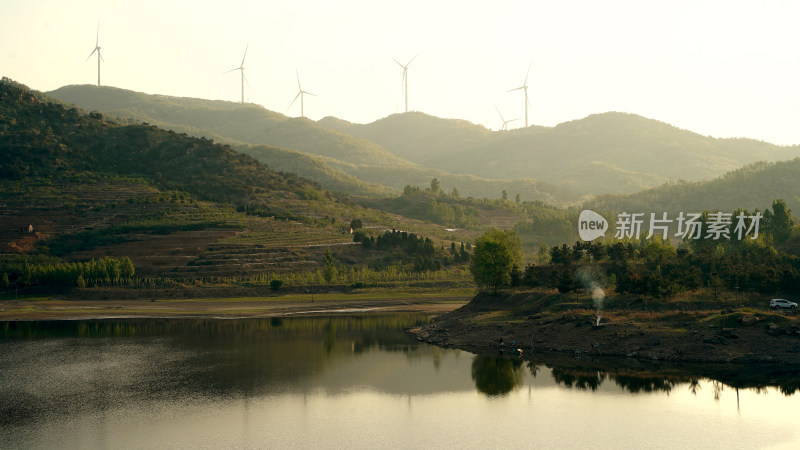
[470,220,800,298]
[12,257,135,288]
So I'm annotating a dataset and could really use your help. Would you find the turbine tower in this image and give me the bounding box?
[495,106,519,131]
[225,44,249,103]
[393,55,417,113]
[85,22,103,87]
[288,70,315,118]
[507,64,532,127]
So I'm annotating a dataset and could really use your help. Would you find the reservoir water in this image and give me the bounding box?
[2,316,799,449]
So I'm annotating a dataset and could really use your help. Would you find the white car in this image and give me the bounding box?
[770,299,798,309]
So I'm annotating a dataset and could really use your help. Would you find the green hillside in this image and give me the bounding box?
[47,85,416,168]
[2,82,317,207]
[1,79,477,292]
[234,144,395,198]
[325,111,799,195]
[584,158,800,215]
[318,112,499,165]
[45,85,579,204]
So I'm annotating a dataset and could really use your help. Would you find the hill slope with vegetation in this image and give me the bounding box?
[584,159,800,215]
[45,85,578,204]
[47,84,416,169]
[1,79,474,294]
[324,111,799,195]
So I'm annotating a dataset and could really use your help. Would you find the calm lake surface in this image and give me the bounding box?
[2,315,800,449]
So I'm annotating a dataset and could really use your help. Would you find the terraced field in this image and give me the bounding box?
[1,178,359,280]
[0,179,166,253]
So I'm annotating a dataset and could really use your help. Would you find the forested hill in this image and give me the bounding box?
[583,158,800,215]
[45,84,579,205]
[1,78,318,205]
[322,111,799,195]
[318,112,501,165]
[46,84,416,169]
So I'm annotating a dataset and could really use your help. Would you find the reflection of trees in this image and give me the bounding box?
[778,381,800,396]
[611,375,676,394]
[688,378,701,396]
[551,368,604,391]
[527,361,539,378]
[323,321,336,354]
[471,355,524,396]
[713,381,724,401]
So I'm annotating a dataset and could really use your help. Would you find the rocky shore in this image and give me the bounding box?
[411,292,800,365]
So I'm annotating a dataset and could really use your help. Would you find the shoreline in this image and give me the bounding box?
[411,291,800,365]
[0,290,470,321]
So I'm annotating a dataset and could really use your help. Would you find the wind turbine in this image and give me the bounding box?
[85,22,103,87]
[393,55,418,113]
[495,106,519,131]
[225,44,249,103]
[507,64,532,127]
[288,69,315,118]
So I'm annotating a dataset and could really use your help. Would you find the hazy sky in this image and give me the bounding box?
[2,0,799,145]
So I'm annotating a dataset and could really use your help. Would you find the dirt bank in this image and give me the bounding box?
[0,292,469,321]
[411,292,800,365]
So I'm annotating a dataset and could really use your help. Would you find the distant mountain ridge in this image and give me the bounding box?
[47,85,578,204]
[47,85,416,169]
[583,158,800,215]
[322,111,799,195]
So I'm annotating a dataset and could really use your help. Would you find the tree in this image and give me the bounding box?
[515,193,520,204]
[349,218,363,230]
[323,250,338,283]
[430,178,440,193]
[767,199,793,244]
[451,187,460,198]
[270,279,283,291]
[537,243,550,264]
[502,190,508,201]
[1,272,8,288]
[119,257,135,279]
[470,228,523,293]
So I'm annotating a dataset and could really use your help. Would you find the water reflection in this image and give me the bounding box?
[2,317,799,423]
[470,355,524,396]
[3,317,800,448]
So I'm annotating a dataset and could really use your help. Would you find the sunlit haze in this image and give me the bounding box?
[2,0,799,144]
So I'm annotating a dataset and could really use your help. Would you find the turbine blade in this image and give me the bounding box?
[296,69,302,90]
[288,92,301,110]
[241,43,249,67]
[305,91,316,97]
[407,53,419,66]
[393,57,404,68]
[95,22,100,47]
[243,71,250,87]
[86,48,97,62]
[524,63,531,86]
[98,51,104,62]
[223,67,239,74]
[507,86,523,92]
[494,105,504,122]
